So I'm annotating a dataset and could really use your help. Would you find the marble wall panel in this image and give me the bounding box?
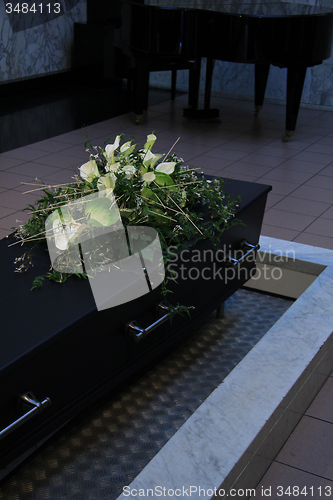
[0,0,86,83]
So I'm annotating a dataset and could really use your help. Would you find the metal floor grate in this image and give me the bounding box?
[0,289,293,500]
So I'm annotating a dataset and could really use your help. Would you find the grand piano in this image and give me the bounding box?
[116,0,333,140]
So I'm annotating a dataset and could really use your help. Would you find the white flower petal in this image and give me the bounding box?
[105,135,120,158]
[144,133,157,151]
[121,165,136,178]
[98,173,116,195]
[142,172,156,183]
[105,161,120,173]
[79,160,99,182]
[155,162,176,175]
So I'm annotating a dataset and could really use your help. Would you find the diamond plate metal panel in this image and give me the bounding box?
[0,289,293,500]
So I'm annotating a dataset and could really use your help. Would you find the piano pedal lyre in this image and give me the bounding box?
[283,130,295,142]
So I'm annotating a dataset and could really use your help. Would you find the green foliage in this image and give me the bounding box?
[12,133,241,318]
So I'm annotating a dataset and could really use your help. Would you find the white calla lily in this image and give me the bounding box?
[140,149,163,168]
[105,135,120,158]
[140,149,155,167]
[142,172,156,183]
[120,141,135,156]
[104,135,121,167]
[155,162,176,175]
[97,172,116,196]
[79,159,100,182]
[144,133,157,151]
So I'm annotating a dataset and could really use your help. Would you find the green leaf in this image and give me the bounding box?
[85,197,119,227]
[155,173,176,191]
[141,187,159,203]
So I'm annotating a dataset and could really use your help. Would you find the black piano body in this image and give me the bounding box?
[117,0,333,139]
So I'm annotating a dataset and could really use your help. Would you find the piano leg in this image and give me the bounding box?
[188,58,201,109]
[284,65,307,141]
[133,59,150,123]
[204,58,215,110]
[254,64,270,116]
[183,58,219,120]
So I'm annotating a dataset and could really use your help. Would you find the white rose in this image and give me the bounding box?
[121,164,136,178]
[105,161,120,173]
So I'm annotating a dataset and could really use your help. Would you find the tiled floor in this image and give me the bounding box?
[1,93,333,248]
[0,87,333,495]
[253,373,333,499]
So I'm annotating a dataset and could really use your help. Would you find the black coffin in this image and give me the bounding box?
[0,178,271,477]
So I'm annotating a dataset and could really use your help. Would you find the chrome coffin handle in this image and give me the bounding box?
[127,302,179,342]
[225,240,260,266]
[0,392,51,441]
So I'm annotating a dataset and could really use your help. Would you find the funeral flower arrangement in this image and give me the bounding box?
[12,133,238,291]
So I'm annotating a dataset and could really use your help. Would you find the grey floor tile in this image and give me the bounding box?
[263,209,315,232]
[0,155,25,170]
[0,228,9,239]
[222,162,273,178]
[318,164,333,177]
[256,145,298,159]
[264,193,285,209]
[0,206,16,219]
[293,232,333,250]
[41,168,80,184]
[278,158,327,174]
[290,185,333,204]
[260,224,300,241]
[255,179,299,196]
[240,152,284,167]
[1,146,49,162]
[305,143,333,156]
[27,139,73,153]
[0,171,35,190]
[273,197,331,217]
[252,462,333,499]
[0,210,30,230]
[276,416,333,480]
[322,206,333,219]
[304,175,333,190]
[292,151,333,165]
[189,156,235,172]
[6,162,62,179]
[0,189,39,210]
[304,218,333,238]
[260,168,313,184]
[33,152,82,169]
[306,377,333,424]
